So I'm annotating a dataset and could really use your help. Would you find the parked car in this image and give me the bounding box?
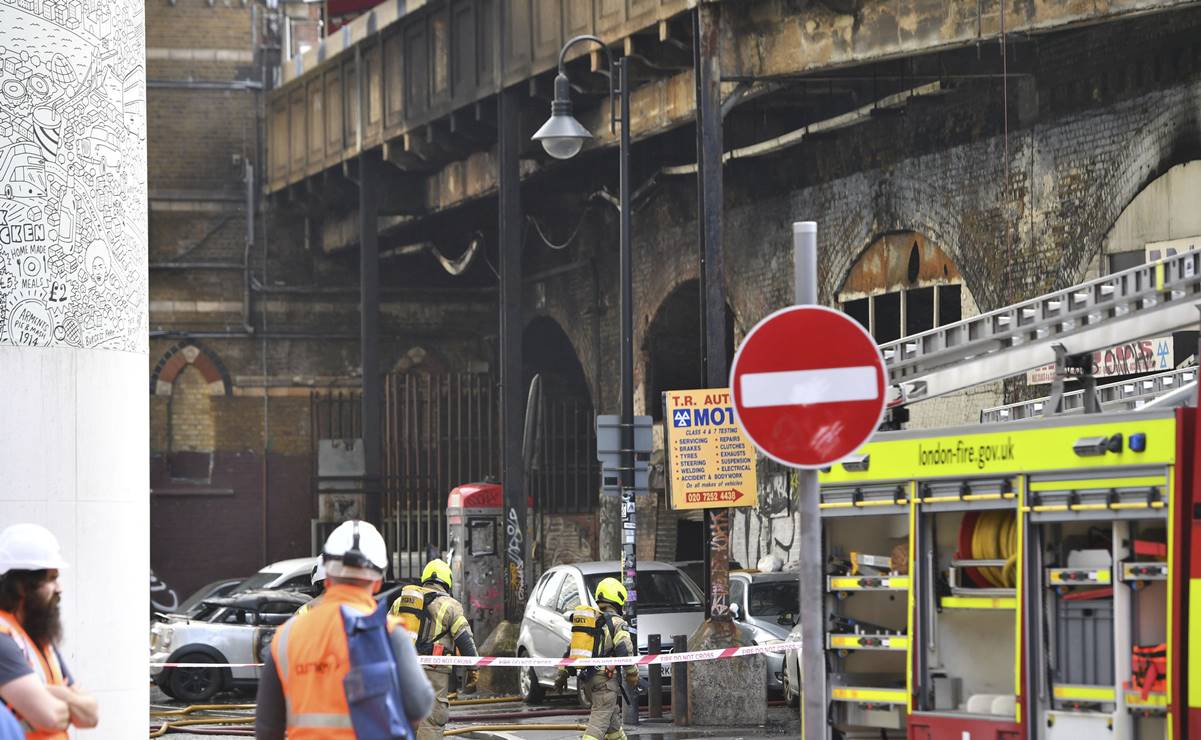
[169,578,245,618]
[229,556,318,594]
[150,589,311,702]
[783,621,802,708]
[517,561,705,703]
[729,570,799,694]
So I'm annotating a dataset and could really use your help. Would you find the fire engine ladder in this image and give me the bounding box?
[882,248,1201,412]
[978,364,1198,423]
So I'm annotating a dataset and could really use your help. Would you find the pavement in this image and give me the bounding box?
[149,687,801,739]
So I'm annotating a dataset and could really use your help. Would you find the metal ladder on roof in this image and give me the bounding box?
[881,248,1201,408]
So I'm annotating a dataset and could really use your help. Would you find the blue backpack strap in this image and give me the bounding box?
[341,603,412,739]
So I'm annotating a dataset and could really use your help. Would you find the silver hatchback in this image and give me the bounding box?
[516,561,705,702]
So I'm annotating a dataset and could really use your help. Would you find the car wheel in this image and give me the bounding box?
[168,653,223,703]
[519,651,545,704]
[783,664,799,708]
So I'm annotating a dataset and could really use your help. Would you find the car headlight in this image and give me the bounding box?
[153,629,172,651]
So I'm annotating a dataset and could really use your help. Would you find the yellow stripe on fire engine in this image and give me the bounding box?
[1053,684,1117,702]
[828,576,909,591]
[1190,578,1201,709]
[830,687,908,704]
[819,417,1176,484]
[906,484,917,713]
[1125,691,1169,708]
[829,634,909,650]
[940,596,1017,609]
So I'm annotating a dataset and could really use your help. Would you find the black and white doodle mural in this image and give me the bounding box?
[0,0,147,352]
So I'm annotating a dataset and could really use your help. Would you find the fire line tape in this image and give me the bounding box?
[149,640,802,670]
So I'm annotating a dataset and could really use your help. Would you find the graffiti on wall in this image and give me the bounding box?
[708,507,731,618]
[504,506,526,612]
[150,569,179,616]
[0,0,147,352]
[731,466,800,569]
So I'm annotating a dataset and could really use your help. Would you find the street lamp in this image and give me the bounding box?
[534,39,638,724]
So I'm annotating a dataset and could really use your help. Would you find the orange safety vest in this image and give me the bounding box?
[271,583,401,738]
[0,611,68,740]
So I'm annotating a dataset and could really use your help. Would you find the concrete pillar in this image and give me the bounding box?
[0,0,148,736]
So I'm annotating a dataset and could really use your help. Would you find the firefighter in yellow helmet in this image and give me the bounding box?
[553,577,638,740]
[391,559,479,740]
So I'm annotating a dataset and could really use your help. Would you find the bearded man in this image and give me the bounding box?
[0,524,98,738]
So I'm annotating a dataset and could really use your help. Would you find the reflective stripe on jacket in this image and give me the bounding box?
[0,611,68,740]
[271,583,400,738]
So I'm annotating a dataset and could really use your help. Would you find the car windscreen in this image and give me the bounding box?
[585,571,704,613]
[233,572,281,592]
[748,581,799,618]
[177,581,241,614]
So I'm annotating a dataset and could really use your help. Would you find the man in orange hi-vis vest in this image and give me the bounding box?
[255,520,434,739]
[0,524,99,739]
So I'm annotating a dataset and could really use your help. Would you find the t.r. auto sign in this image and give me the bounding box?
[1027,337,1173,384]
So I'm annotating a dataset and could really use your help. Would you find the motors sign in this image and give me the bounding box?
[1026,337,1173,384]
[663,389,758,510]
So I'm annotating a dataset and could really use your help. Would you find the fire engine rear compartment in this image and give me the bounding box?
[816,410,1180,740]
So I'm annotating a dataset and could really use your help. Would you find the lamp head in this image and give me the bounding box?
[532,73,593,160]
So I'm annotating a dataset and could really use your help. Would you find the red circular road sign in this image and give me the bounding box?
[730,305,887,469]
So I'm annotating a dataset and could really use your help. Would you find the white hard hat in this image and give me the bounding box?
[322,520,387,580]
[311,560,326,585]
[0,524,69,575]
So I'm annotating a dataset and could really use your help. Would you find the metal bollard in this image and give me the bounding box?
[648,634,663,718]
[671,634,688,725]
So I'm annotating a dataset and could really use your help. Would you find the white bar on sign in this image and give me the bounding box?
[740,366,879,408]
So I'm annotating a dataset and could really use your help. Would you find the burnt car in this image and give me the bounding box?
[149,589,311,702]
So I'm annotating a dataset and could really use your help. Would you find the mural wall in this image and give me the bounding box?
[0,0,147,352]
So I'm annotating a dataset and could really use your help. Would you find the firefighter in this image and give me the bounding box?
[391,559,479,740]
[293,561,325,618]
[553,577,638,740]
[254,520,434,738]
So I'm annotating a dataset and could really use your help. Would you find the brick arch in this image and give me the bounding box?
[151,342,232,396]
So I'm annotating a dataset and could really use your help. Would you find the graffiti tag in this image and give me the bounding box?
[150,569,179,615]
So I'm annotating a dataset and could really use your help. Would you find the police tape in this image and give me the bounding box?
[149,640,803,670]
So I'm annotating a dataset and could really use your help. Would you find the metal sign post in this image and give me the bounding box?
[794,222,825,740]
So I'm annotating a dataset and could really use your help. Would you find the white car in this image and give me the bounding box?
[729,570,799,694]
[516,561,705,703]
[150,589,310,702]
[230,556,318,593]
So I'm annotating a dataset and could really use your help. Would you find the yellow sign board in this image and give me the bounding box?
[664,388,758,510]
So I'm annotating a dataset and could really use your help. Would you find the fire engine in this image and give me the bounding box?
[814,249,1201,739]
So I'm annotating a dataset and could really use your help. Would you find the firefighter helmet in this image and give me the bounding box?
[421,558,453,590]
[594,577,628,608]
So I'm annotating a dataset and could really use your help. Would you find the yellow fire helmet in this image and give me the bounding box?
[594,577,628,608]
[421,558,453,590]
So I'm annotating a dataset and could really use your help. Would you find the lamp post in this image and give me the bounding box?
[534,38,638,723]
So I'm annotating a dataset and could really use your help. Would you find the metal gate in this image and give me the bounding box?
[314,375,598,579]
[528,398,597,515]
[383,373,498,579]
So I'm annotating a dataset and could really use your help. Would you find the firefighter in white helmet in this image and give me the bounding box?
[391,559,479,740]
[0,523,99,738]
[255,520,434,739]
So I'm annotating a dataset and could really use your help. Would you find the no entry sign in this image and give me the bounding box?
[730,305,887,469]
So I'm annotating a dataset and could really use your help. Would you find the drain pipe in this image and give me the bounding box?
[243,158,256,335]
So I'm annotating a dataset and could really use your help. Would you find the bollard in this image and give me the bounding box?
[671,634,688,725]
[648,634,663,718]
